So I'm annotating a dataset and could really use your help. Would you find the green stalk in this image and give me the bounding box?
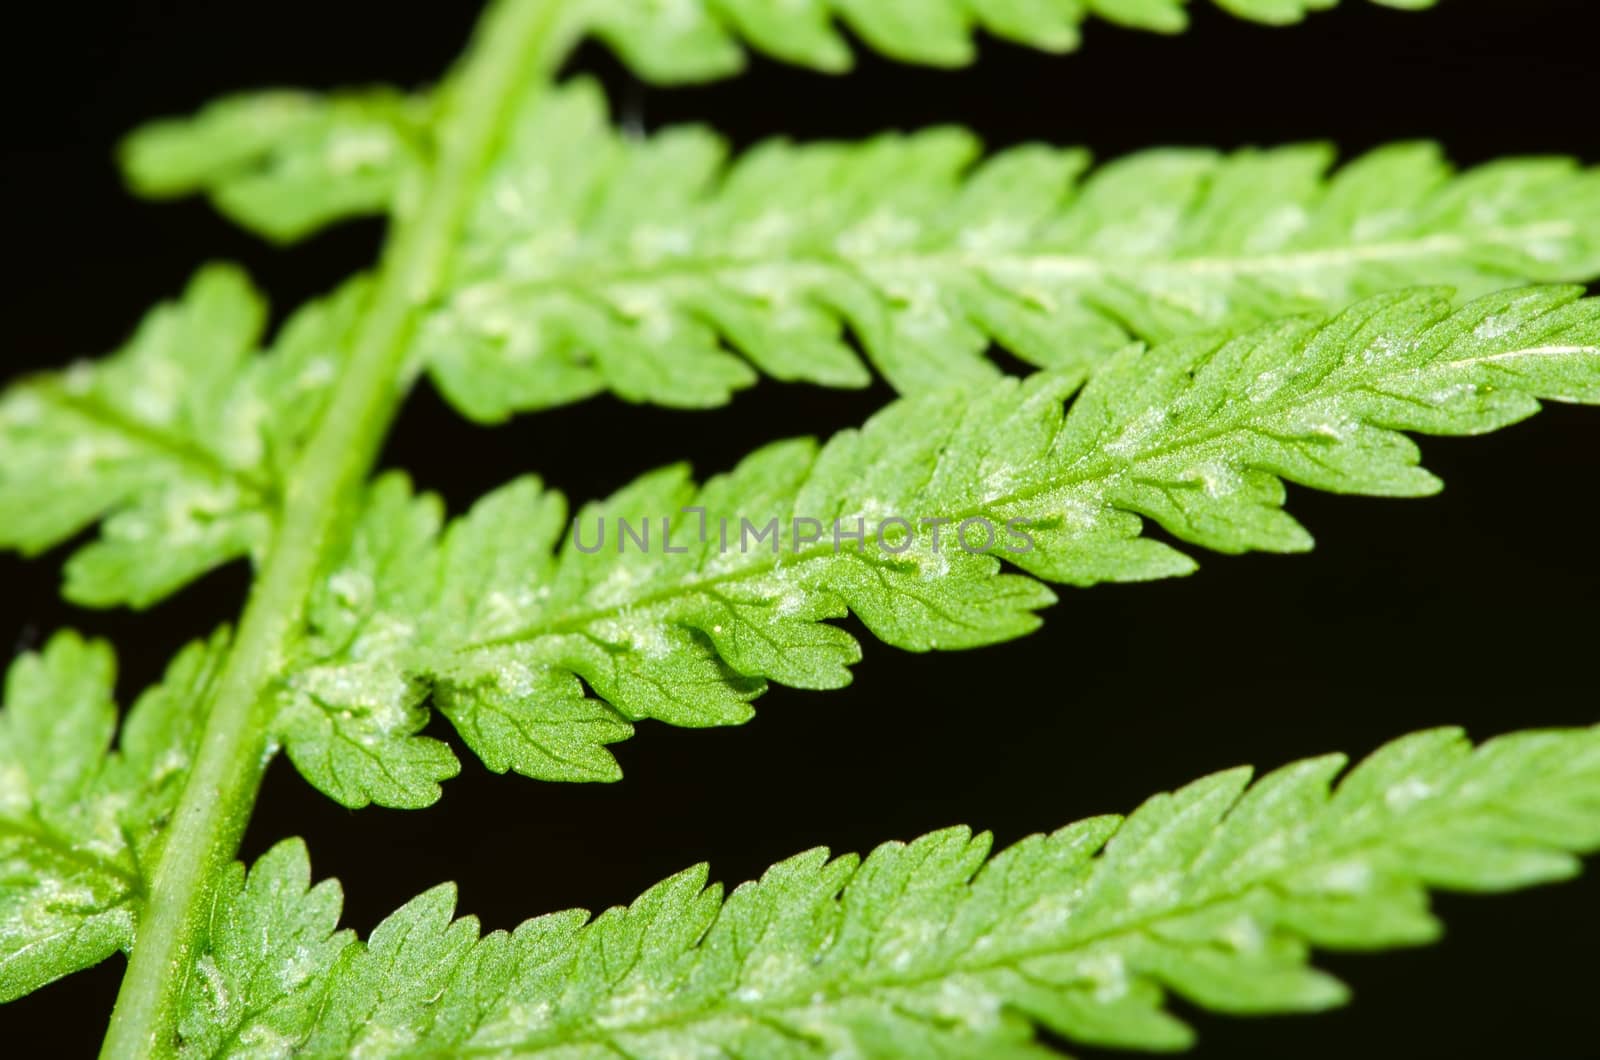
[100,2,575,1054]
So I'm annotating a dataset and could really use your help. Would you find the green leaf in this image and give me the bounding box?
[175,839,352,1058]
[423,80,1600,417]
[579,0,1442,82]
[180,724,1600,1056]
[121,89,430,244]
[0,267,370,609]
[274,476,460,810]
[282,286,1600,806]
[0,630,226,1002]
[299,883,483,1057]
[123,83,1600,416]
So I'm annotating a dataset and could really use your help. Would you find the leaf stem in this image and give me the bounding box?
[99,2,575,1054]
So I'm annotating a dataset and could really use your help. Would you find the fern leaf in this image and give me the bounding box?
[0,267,367,608]
[177,725,1600,1056]
[120,89,429,244]
[580,0,1443,82]
[0,630,224,1001]
[125,82,1600,417]
[423,79,1600,417]
[275,477,463,809]
[174,840,352,1058]
[278,286,1600,807]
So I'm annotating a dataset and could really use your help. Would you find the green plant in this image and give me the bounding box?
[2,1,1597,1056]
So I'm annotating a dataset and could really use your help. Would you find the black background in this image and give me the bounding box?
[4,1,1599,1056]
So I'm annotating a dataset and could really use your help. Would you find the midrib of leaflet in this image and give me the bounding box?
[448,220,1581,306]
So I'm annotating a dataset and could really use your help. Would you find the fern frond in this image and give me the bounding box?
[423,79,1600,417]
[120,89,429,244]
[0,631,224,1001]
[125,80,1600,417]
[177,725,1600,1056]
[0,267,367,608]
[580,0,1443,82]
[276,286,1600,807]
